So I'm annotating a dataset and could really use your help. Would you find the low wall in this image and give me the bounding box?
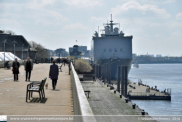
[70,62,96,122]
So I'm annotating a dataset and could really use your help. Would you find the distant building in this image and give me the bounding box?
[156,54,162,57]
[0,33,37,60]
[132,54,137,58]
[69,45,90,57]
[69,45,81,58]
[149,54,154,57]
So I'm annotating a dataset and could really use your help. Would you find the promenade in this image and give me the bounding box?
[0,64,74,115]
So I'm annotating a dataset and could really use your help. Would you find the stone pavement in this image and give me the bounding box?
[0,63,74,115]
[81,79,157,122]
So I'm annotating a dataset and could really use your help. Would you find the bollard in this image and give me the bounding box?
[125,99,128,103]
[114,91,116,94]
[132,104,136,109]
[141,111,145,115]
[120,95,122,98]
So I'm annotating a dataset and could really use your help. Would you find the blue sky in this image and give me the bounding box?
[0,0,182,56]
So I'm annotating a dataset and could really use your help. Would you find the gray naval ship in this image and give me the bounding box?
[91,15,133,80]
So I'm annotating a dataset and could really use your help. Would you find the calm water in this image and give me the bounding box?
[128,64,182,115]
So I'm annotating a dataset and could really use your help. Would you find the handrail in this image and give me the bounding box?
[70,62,96,122]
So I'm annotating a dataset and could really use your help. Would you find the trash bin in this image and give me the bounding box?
[132,104,136,109]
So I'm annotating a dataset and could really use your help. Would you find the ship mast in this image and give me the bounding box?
[110,14,113,32]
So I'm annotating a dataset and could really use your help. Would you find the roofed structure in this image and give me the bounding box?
[0,33,37,59]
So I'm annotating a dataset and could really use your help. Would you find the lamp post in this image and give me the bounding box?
[28,46,30,57]
[22,44,24,61]
[12,40,17,59]
[59,53,60,64]
[35,53,37,60]
[90,52,92,65]
[2,39,7,68]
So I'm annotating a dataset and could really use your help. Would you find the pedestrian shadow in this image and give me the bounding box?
[28,98,48,103]
[14,80,20,82]
[51,89,61,91]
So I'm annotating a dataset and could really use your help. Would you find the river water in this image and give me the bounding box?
[128,64,182,115]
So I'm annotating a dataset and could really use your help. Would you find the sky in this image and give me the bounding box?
[0,0,182,56]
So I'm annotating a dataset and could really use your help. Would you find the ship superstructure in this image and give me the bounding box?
[91,15,133,80]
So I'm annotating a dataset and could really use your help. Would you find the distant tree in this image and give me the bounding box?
[29,41,50,59]
[74,59,92,72]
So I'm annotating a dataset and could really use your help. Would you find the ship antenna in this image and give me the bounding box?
[110,14,113,23]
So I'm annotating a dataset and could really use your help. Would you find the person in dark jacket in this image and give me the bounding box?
[49,60,59,90]
[12,58,20,81]
[24,57,33,81]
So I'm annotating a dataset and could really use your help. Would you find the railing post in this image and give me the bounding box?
[124,66,128,97]
[107,63,109,84]
[117,66,120,93]
[95,64,97,78]
[109,64,111,83]
[121,66,124,96]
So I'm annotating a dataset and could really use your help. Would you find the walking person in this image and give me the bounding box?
[48,57,50,63]
[24,57,33,81]
[93,75,96,82]
[12,58,20,81]
[49,60,59,90]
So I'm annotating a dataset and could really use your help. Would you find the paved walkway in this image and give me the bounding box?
[81,79,156,122]
[0,63,74,115]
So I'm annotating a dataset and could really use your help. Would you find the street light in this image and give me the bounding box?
[12,40,17,59]
[22,44,24,61]
[2,39,7,68]
[35,53,38,60]
[28,46,30,57]
[59,53,60,63]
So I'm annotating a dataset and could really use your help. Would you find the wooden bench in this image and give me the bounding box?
[26,78,47,102]
[84,91,91,98]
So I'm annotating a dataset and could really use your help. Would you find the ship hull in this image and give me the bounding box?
[94,58,132,80]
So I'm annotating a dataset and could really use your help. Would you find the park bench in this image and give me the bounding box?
[26,78,47,102]
[84,90,91,98]
[83,86,91,98]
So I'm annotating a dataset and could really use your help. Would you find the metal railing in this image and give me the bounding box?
[70,62,96,122]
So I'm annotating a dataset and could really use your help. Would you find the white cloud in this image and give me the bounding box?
[64,23,88,30]
[176,12,182,20]
[111,1,170,18]
[64,0,102,8]
[27,0,56,9]
[134,0,176,4]
[90,17,104,21]
[171,31,181,36]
